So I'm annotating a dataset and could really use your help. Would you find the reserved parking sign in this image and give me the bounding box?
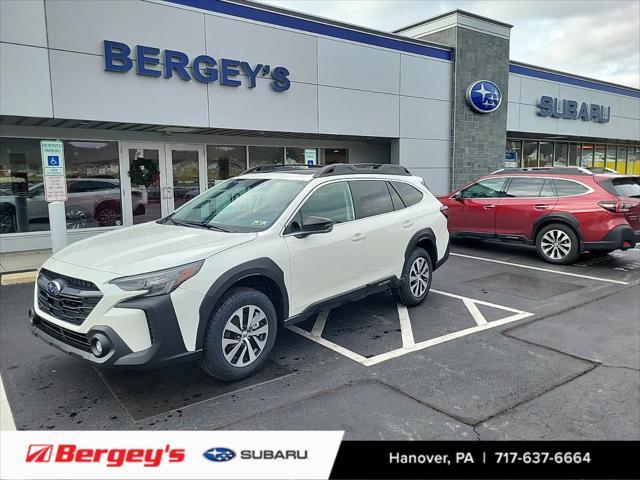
[40,140,68,202]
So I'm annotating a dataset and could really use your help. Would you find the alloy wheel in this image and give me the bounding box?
[409,256,430,298]
[541,229,572,260]
[221,305,269,367]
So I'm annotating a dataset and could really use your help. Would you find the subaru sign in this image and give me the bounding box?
[466,80,502,113]
[103,40,290,92]
[203,448,236,462]
[537,96,611,123]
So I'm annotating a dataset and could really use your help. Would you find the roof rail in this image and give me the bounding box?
[490,167,593,175]
[241,163,322,175]
[313,163,412,178]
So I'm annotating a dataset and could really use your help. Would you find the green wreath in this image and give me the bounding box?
[129,158,159,187]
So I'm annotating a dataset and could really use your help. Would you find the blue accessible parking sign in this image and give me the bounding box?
[47,155,60,166]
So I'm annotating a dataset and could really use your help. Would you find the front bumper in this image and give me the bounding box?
[30,294,201,369]
[583,225,639,252]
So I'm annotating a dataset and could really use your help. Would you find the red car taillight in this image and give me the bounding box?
[598,200,638,213]
[439,205,449,218]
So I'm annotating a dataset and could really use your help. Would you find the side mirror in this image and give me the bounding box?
[295,216,333,238]
[452,192,463,201]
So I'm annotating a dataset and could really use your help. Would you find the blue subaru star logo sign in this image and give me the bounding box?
[203,447,236,462]
[46,280,62,296]
[466,80,502,113]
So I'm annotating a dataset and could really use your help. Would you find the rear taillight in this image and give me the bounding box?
[439,205,449,218]
[598,200,638,213]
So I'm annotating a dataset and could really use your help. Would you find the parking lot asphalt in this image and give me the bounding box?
[1,240,638,440]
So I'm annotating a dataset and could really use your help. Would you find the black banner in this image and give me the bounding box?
[330,441,640,479]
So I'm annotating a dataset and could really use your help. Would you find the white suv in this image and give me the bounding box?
[30,164,450,381]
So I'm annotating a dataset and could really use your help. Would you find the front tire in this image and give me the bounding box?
[201,287,277,381]
[535,223,580,265]
[396,247,433,307]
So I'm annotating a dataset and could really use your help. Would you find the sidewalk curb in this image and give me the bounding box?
[0,270,38,286]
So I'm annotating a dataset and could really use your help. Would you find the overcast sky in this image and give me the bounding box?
[261,0,640,88]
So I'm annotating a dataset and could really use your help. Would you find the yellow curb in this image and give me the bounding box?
[1,271,37,286]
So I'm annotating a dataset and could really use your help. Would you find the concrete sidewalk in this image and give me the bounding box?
[0,250,51,273]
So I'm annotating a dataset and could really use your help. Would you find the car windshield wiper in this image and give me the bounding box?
[169,218,232,232]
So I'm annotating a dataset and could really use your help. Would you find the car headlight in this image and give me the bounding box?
[110,260,203,297]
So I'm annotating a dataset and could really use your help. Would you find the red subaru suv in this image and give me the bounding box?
[438,167,640,264]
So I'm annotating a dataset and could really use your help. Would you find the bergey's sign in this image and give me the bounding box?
[537,96,610,123]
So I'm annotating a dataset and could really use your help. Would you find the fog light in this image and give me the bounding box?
[91,338,103,357]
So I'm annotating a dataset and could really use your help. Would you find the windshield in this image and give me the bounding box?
[167,178,306,232]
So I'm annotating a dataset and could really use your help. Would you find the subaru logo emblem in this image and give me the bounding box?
[46,280,62,296]
[203,447,235,462]
[466,80,502,113]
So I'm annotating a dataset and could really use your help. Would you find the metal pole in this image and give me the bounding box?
[48,201,68,254]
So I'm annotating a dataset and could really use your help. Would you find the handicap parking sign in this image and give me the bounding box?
[47,155,60,166]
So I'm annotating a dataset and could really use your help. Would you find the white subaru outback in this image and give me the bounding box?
[30,164,450,381]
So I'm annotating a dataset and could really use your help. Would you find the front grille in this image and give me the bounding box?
[37,269,102,326]
[35,317,92,353]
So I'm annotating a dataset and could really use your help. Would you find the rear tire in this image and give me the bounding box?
[201,287,277,382]
[395,247,433,307]
[535,223,580,265]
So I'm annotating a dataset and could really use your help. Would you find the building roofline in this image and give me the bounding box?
[394,9,513,34]
[161,0,453,60]
[509,60,640,98]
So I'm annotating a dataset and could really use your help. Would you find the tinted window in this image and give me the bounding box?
[300,182,355,225]
[391,181,423,206]
[505,177,547,197]
[539,179,556,197]
[606,177,640,198]
[386,182,404,210]
[553,179,590,196]
[350,180,394,218]
[460,178,507,198]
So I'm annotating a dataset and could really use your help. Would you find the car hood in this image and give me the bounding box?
[52,221,257,275]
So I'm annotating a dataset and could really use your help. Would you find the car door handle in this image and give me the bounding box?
[403,221,414,229]
[483,204,496,209]
[534,204,550,210]
[352,233,367,242]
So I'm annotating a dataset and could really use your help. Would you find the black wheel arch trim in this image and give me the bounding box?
[196,257,289,350]
[404,227,445,269]
[531,212,583,243]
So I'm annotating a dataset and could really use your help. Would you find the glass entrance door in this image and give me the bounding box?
[119,143,206,226]
[164,144,206,212]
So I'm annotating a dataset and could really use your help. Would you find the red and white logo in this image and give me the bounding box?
[26,445,53,463]
[24,444,185,467]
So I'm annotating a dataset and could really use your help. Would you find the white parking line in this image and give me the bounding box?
[0,375,16,431]
[451,252,629,285]
[289,290,533,367]
[397,304,415,347]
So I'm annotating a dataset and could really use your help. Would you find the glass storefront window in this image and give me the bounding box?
[568,144,579,166]
[0,138,44,233]
[505,139,522,168]
[539,142,553,167]
[248,146,284,168]
[324,148,349,165]
[64,140,121,228]
[285,147,317,165]
[207,145,246,187]
[616,146,628,174]
[594,145,606,169]
[580,144,594,167]
[628,147,639,175]
[605,145,617,171]
[554,143,569,167]
[523,141,539,167]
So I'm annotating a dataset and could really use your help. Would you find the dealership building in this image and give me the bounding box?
[1,0,639,252]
